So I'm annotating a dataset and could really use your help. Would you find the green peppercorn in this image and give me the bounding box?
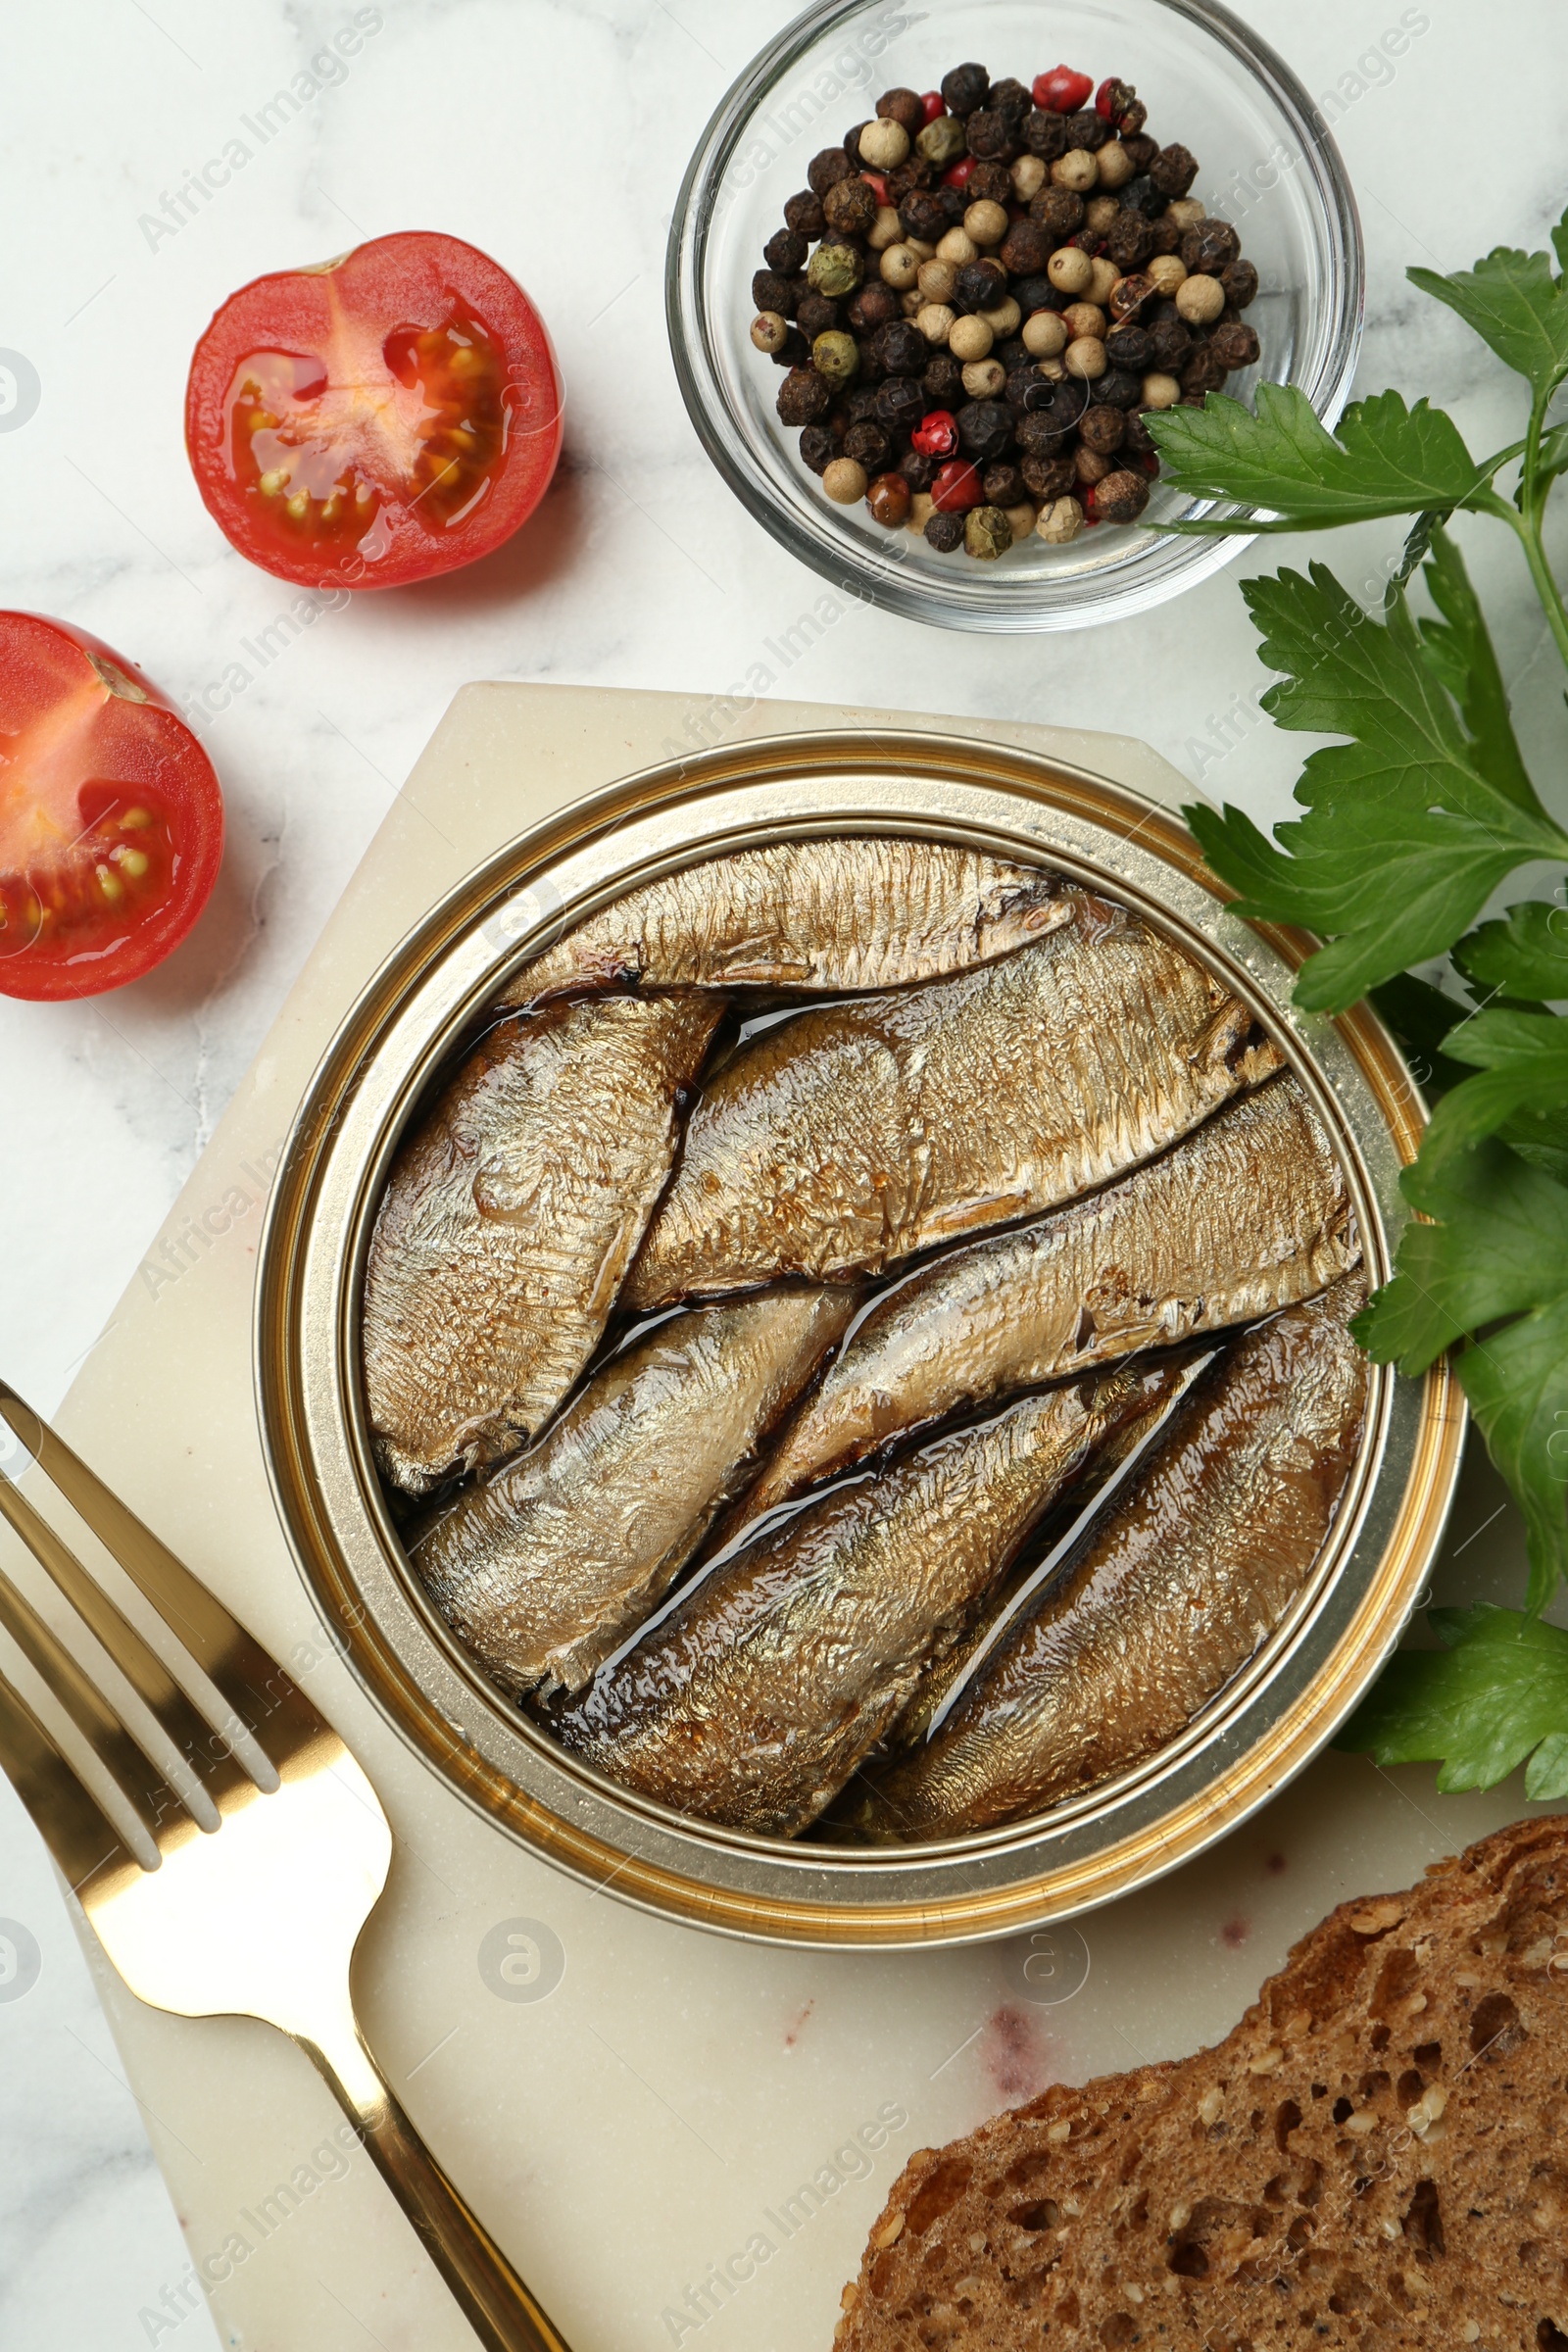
[915,115,966,168]
[963,504,1013,560]
[812,329,860,387]
[808,242,865,298]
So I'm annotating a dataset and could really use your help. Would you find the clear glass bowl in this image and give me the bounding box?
[667,0,1363,632]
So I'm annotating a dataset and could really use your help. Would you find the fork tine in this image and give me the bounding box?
[0,1383,322,1769]
[0,1560,201,1851]
[0,1468,256,1809]
[0,1667,143,1897]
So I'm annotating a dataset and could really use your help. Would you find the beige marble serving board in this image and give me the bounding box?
[31,685,1541,2352]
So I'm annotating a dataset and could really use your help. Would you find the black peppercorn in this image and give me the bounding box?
[1150,143,1199,198]
[1181,342,1226,396]
[1150,215,1184,258]
[990,75,1031,119]
[922,354,963,405]
[1065,108,1110,151]
[1104,212,1154,271]
[783,189,826,239]
[808,147,854,196]
[752,269,795,317]
[1022,450,1075,499]
[823,175,878,238]
[1010,275,1060,318]
[899,190,950,244]
[777,366,833,426]
[1104,322,1152,371]
[956,398,1014,463]
[1210,318,1261,372]
[1003,364,1039,411]
[899,447,937,492]
[965,161,1013,206]
[941,62,990,117]
[1118,97,1149,138]
[846,282,897,334]
[1025,109,1070,162]
[844,419,892,470]
[876,85,924,131]
[770,326,808,370]
[925,508,965,552]
[1030,187,1084,239]
[995,336,1028,371]
[885,157,936,203]
[1120,132,1158,172]
[1095,468,1150,523]
[874,318,928,375]
[1017,405,1074,457]
[1181,218,1241,274]
[1078,404,1125,455]
[1122,410,1156,458]
[841,383,882,424]
[965,108,1016,162]
[1095,368,1144,411]
[843,122,866,163]
[1119,174,1165,222]
[999,220,1051,278]
[798,424,835,474]
[1147,316,1193,371]
[982,460,1027,506]
[954,259,1008,314]
[1220,258,1259,311]
[874,374,926,434]
[938,182,968,223]
[764,228,808,276]
[796,292,839,339]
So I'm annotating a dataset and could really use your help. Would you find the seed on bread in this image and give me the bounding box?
[836,1814,1568,2352]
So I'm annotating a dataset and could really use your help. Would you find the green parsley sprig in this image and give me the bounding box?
[1146,206,1568,1787]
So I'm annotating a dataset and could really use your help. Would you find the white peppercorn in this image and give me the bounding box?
[858,117,910,170]
[1097,141,1135,190]
[936,225,979,267]
[1141,370,1182,409]
[868,205,905,252]
[906,489,934,532]
[1085,195,1121,235]
[821,456,868,503]
[917,259,958,303]
[899,288,925,316]
[1165,197,1205,230]
[1061,300,1106,341]
[1021,310,1068,358]
[979,295,1022,339]
[948,313,995,362]
[879,242,920,289]
[916,302,956,345]
[1064,334,1107,379]
[1036,495,1084,543]
[964,199,1009,247]
[1088,256,1120,308]
[1147,253,1188,296]
[1176,272,1225,324]
[961,356,1006,398]
[906,237,938,262]
[1051,148,1099,191]
[1004,499,1037,543]
[1047,245,1095,296]
[1010,154,1047,200]
[751,311,790,354]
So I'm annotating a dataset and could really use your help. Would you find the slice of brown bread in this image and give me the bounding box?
[837,1815,1568,2351]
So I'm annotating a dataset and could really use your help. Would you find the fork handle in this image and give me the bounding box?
[306,2012,572,2352]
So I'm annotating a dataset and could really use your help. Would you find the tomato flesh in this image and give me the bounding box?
[186,232,563,590]
[0,614,223,1002]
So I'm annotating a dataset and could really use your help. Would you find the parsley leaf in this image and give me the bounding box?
[1355,1140,1568,1374]
[1409,220,1568,402]
[1148,385,1491,530]
[1417,524,1538,809]
[1456,899,1568,1001]
[1186,562,1568,1010]
[1368,973,1472,1094]
[1421,1010,1568,1173]
[1336,1604,1568,1796]
[1357,1140,1568,1602]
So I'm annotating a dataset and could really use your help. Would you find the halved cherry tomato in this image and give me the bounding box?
[0,613,223,1002]
[184,231,563,591]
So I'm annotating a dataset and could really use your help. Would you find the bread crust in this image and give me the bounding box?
[837,1815,1568,2350]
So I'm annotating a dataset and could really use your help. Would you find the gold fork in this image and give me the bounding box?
[0,1379,569,2352]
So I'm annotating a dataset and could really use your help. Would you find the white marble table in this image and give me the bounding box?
[1,0,1563,2341]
